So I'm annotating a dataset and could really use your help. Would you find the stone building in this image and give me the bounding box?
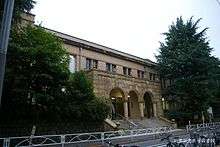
[47,29,164,120]
[22,13,164,121]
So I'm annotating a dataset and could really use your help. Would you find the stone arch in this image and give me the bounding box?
[128,90,141,118]
[109,87,125,119]
[143,91,154,118]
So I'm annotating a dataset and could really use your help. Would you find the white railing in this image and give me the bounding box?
[0,126,175,147]
[186,122,220,132]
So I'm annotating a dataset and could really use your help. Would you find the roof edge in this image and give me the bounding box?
[40,26,157,66]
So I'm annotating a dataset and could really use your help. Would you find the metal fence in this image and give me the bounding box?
[186,122,220,132]
[0,126,174,147]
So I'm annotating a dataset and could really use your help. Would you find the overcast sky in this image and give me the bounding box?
[32,0,220,62]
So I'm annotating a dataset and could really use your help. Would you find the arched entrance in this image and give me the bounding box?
[110,88,124,119]
[128,91,140,118]
[144,92,154,118]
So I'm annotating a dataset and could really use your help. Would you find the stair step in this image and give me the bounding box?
[114,118,172,130]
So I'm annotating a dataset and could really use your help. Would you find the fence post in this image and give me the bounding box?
[101,132,104,145]
[3,138,10,147]
[61,135,65,147]
[186,125,188,133]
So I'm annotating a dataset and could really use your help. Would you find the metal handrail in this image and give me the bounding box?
[115,113,138,129]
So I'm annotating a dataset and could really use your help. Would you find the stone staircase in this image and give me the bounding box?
[114,117,173,130]
[105,113,176,130]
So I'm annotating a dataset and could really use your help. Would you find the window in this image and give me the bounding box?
[69,55,76,73]
[123,67,127,75]
[106,63,116,73]
[86,58,92,69]
[93,60,98,69]
[137,70,144,79]
[153,74,156,81]
[112,64,116,73]
[149,73,156,81]
[123,67,132,76]
[141,71,144,78]
[128,68,131,76]
[86,58,98,69]
[106,63,111,72]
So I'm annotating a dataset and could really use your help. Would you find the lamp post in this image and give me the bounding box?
[0,0,15,106]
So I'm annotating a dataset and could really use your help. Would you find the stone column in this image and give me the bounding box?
[153,102,157,117]
[139,102,144,119]
[123,101,128,119]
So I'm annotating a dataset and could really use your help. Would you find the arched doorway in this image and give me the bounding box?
[110,88,124,119]
[144,92,153,118]
[128,91,140,118]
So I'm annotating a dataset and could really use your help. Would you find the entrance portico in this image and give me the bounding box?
[109,86,158,120]
[88,69,163,120]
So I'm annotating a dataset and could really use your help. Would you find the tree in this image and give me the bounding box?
[55,71,110,123]
[156,17,219,119]
[0,0,36,24]
[1,25,110,125]
[1,25,70,121]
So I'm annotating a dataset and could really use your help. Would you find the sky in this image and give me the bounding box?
[32,0,220,62]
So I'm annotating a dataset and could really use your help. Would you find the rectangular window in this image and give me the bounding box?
[112,64,116,73]
[153,74,156,81]
[141,71,144,79]
[93,60,98,69]
[86,58,98,69]
[128,68,131,76]
[86,58,92,69]
[69,55,76,73]
[123,67,127,75]
[106,63,116,73]
[137,70,144,78]
[106,63,111,72]
[149,73,156,81]
[123,67,132,76]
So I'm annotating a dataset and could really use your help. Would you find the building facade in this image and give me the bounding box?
[23,13,164,120]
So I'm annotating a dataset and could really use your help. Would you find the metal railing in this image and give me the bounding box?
[114,113,139,129]
[0,126,175,147]
[186,122,220,132]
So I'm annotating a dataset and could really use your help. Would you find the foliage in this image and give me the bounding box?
[1,25,70,121]
[156,17,219,115]
[54,71,110,123]
[0,0,110,133]
[1,26,110,125]
[0,0,36,24]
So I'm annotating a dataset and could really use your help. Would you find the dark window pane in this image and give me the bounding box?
[112,64,116,73]
[93,60,98,69]
[123,67,127,75]
[128,68,131,76]
[86,58,92,69]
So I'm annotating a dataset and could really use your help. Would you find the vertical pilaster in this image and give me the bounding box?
[139,102,144,119]
[153,102,157,117]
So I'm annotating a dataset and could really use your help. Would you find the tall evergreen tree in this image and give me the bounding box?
[156,17,219,117]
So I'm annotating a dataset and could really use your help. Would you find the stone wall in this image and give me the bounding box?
[87,69,163,119]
